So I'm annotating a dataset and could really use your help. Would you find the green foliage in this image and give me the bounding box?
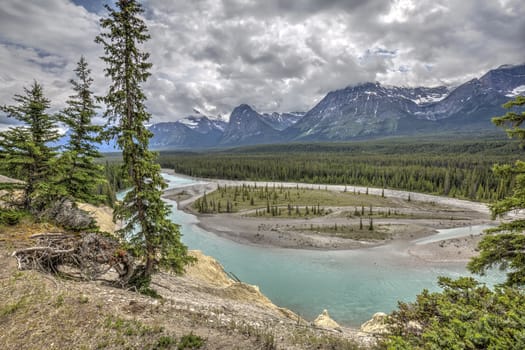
[177,332,205,349]
[160,137,518,202]
[467,95,525,287]
[153,335,176,349]
[194,183,396,215]
[468,233,525,287]
[126,270,161,298]
[306,224,390,240]
[96,0,193,280]
[385,96,525,348]
[103,315,163,337]
[0,81,61,211]
[0,209,29,226]
[384,277,525,349]
[0,296,28,317]
[492,95,525,143]
[57,56,107,205]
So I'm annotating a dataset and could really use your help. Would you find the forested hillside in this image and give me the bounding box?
[160,135,519,202]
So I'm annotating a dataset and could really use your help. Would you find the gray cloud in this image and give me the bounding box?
[1,0,524,126]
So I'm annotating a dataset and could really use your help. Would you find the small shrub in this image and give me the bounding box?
[178,332,205,349]
[260,333,276,350]
[153,335,177,349]
[55,294,65,308]
[139,285,161,299]
[127,270,162,299]
[1,297,27,316]
[0,209,28,226]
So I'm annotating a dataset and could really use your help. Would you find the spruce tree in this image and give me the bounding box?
[468,95,525,286]
[95,0,192,284]
[58,56,106,204]
[0,81,60,211]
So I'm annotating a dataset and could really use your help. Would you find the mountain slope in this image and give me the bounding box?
[287,64,524,141]
[54,64,525,150]
[148,115,226,149]
[219,104,283,146]
[286,83,448,140]
[259,112,304,131]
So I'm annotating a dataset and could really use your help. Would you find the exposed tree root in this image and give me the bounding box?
[12,232,138,287]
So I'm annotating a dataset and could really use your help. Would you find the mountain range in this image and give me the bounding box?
[57,64,525,151]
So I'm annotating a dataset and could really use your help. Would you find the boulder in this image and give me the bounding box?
[314,309,341,331]
[41,198,96,231]
[360,312,389,334]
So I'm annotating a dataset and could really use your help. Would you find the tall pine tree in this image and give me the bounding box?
[95,0,193,284]
[468,95,525,286]
[0,81,60,211]
[58,56,106,205]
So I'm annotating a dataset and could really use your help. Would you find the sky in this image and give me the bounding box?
[0,0,524,130]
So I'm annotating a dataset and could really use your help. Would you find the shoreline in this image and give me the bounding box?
[161,169,494,263]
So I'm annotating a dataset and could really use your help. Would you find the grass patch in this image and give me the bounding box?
[153,335,177,349]
[194,185,402,214]
[0,209,30,226]
[0,270,186,350]
[104,315,164,337]
[291,327,367,350]
[1,295,29,316]
[178,332,206,349]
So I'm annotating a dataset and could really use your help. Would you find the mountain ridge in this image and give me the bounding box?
[55,64,525,150]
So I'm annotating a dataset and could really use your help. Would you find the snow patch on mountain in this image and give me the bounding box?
[410,93,448,104]
[178,118,199,128]
[506,85,525,97]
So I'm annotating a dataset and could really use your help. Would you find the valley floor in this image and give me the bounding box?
[162,169,495,264]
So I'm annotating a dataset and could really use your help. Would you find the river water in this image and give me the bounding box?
[157,174,497,326]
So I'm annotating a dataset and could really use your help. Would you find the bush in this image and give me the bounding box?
[383,277,525,349]
[153,335,176,349]
[0,209,28,226]
[178,332,205,349]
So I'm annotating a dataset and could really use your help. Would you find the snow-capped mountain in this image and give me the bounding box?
[259,112,304,131]
[287,64,524,141]
[57,64,525,151]
[218,104,284,146]
[285,83,450,140]
[148,114,227,149]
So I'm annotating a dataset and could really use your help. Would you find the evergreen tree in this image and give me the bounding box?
[0,81,60,211]
[95,0,193,284]
[385,96,525,348]
[492,95,525,142]
[58,56,106,204]
[468,95,525,286]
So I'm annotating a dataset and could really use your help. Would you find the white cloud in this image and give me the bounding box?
[1,0,524,127]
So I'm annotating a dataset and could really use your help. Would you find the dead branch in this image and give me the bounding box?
[11,232,138,287]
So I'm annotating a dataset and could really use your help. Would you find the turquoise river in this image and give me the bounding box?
[159,173,499,327]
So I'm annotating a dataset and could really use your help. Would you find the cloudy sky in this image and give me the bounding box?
[0,0,524,129]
